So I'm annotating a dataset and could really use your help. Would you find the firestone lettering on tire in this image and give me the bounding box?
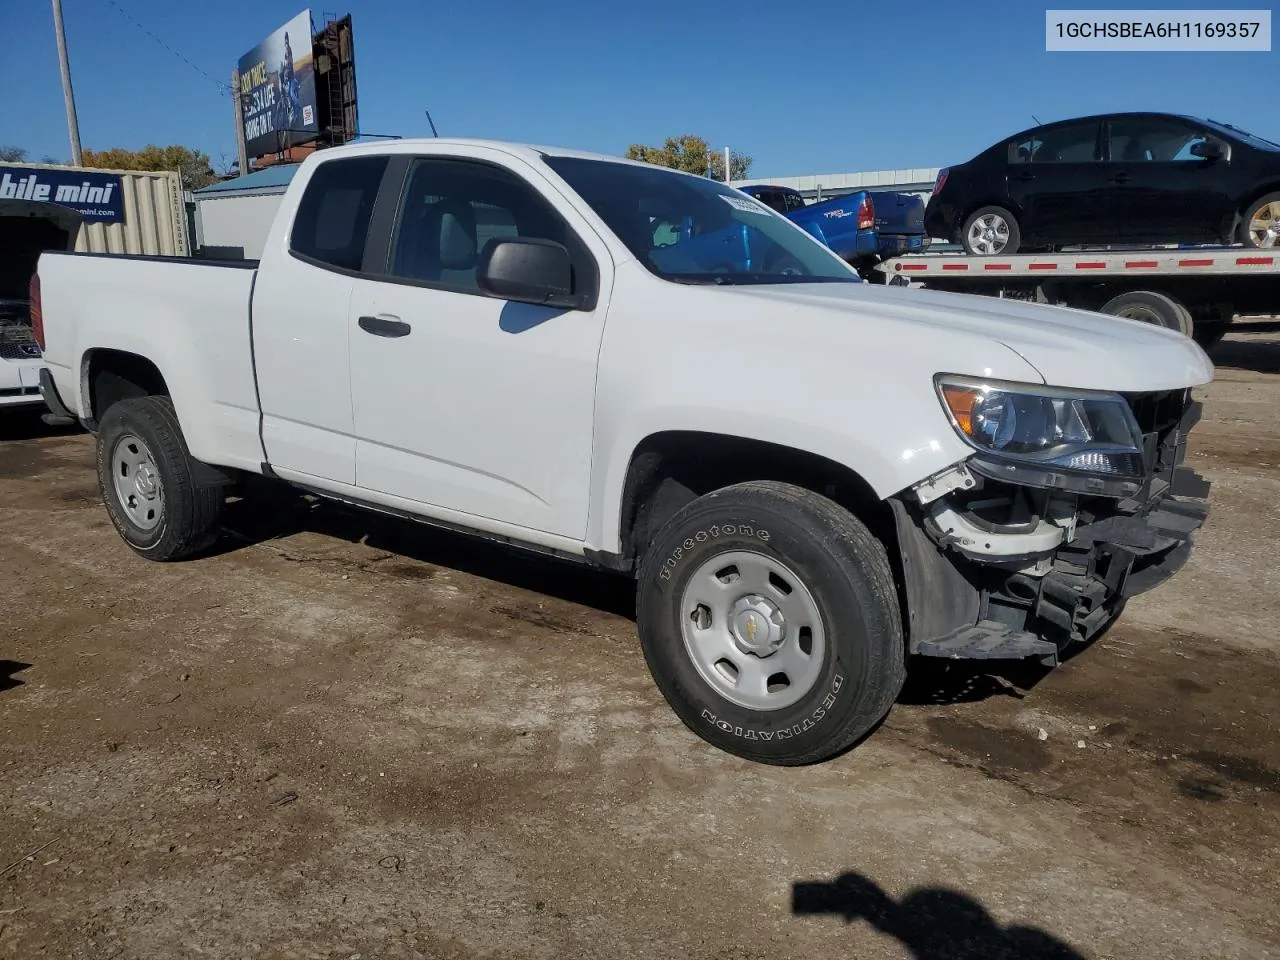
[699,675,845,739]
[659,523,772,581]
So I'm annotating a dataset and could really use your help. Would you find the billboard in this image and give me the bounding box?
[237,9,320,158]
[0,165,125,223]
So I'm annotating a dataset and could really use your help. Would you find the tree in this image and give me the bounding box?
[80,144,217,190]
[0,146,28,163]
[625,134,753,181]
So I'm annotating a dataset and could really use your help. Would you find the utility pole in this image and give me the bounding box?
[232,69,248,176]
[724,146,731,183]
[51,0,82,165]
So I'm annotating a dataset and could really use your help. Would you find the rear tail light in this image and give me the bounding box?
[857,195,875,231]
[933,168,950,195]
[29,273,44,350]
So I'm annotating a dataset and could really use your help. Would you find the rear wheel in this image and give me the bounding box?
[1240,192,1280,248]
[961,205,1021,256]
[95,396,225,561]
[635,480,905,765]
[1098,290,1193,338]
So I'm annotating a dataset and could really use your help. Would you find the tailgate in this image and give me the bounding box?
[868,191,925,236]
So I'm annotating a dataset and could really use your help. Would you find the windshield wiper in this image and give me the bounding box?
[664,273,742,285]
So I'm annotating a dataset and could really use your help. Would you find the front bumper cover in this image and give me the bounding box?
[896,391,1210,666]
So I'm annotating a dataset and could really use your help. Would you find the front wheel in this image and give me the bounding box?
[1240,192,1280,248]
[635,481,905,765]
[95,396,226,561]
[961,205,1021,256]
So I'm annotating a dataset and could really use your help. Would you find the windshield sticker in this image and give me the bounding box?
[720,194,773,215]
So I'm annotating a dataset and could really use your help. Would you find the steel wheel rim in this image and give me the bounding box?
[678,550,826,711]
[967,213,1010,255]
[1248,201,1280,248]
[110,433,164,532]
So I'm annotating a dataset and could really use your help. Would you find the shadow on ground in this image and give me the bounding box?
[0,409,81,443]
[793,871,1086,959]
[1,660,33,693]
[897,657,1052,706]
[215,479,637,620]
[1206,319,1280,374]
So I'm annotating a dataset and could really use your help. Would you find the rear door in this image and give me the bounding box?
[252,154,391,485]
[1006,119,1108,245]
[1103,116,1230,243]
[344,152,611,540]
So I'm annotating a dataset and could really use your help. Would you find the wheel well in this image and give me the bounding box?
[84,349,169,425]
[1238,183,1280,232]
[1242,182,1280,210]
[614,431,896,574]
[962,198,1022,226]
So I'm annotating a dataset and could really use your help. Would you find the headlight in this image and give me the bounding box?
[935,375,1145,478]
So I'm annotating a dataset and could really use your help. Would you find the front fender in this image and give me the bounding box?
[582,266,1046,555]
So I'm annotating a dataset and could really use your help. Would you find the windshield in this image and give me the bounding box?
[542,156,862,285]
[1205,118,1280,151]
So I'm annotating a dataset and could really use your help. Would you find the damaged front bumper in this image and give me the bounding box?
[893,388,1209,666]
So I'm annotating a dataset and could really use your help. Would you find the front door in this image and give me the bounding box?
[346,154,609,540]
[1103,116,1230,243]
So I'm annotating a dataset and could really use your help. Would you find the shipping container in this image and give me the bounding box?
[1,161,190,257]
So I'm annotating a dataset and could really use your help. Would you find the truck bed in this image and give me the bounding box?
[36,250,265,471]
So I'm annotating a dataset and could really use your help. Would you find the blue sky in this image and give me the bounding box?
[3,0,1276,177]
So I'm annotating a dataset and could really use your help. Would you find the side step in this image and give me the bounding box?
[916,620,1060,667]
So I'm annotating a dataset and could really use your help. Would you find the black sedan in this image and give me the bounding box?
[925,112,1280,255]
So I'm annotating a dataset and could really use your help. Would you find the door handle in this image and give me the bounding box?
[358,315,411,338]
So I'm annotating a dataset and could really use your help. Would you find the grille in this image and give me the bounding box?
[1124,388,1190,436]
[0,340,42,361]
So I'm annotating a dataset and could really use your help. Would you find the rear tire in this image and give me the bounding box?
[635,480,905,765]
[961,205,1021,256]
[95,396,225,561]
[1098,290,1193,338]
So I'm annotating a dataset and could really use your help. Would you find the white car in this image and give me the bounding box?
[32,138,1214,765]
[1,298,45,409]
[3,199,81,412]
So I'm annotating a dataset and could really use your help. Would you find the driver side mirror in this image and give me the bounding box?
[1190,139,1225,160]
[476,237,585,309]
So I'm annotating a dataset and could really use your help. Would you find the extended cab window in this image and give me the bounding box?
[289,155,388,271]
[387,159,582,292]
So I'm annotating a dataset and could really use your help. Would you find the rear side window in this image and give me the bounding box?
[289,155,389,271]
[1009,121,1100,164]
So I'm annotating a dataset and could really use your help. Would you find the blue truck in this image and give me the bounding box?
[736,183,930,273]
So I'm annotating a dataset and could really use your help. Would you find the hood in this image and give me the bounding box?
[0,200,83,302]
[720,280,1214,393]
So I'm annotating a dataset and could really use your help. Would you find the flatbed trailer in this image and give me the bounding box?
[872,247,1280,349]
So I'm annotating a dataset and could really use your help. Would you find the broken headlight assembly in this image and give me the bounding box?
[935,375,1145,480]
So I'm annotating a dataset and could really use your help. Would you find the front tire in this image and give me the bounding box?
[95,396,225,561]
[1240,192,1280,248]
[635,481,905,765]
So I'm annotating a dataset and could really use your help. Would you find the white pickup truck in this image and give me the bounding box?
[33,138,1214,765]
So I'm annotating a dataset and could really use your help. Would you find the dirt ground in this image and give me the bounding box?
[2,320,1279,960]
